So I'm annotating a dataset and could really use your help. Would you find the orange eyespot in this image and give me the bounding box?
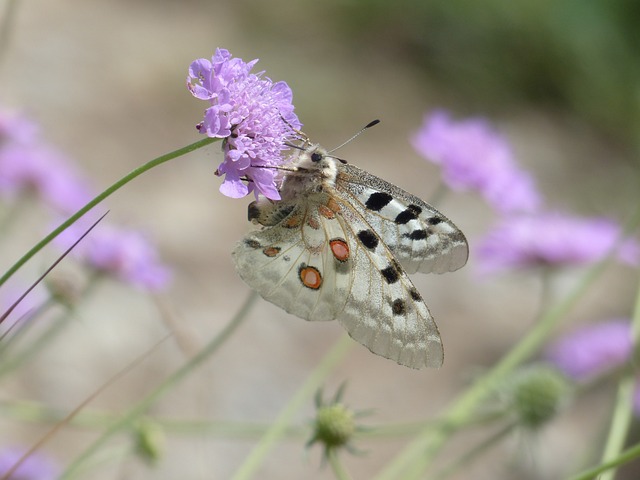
[299,265,322,289]
[263,247,280,257]
[329,239,350,262]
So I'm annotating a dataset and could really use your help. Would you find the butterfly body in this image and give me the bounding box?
[232,145,468,369]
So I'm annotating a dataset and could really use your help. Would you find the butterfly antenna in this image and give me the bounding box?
[328,119,380,154]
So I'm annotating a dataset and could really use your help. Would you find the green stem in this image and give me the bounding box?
[327,449,353,480]
[0,398,309,439]
[231,334,353,480]
[568,441,640,480]
[596,273,640,480]
[0,137,218,289]
[59,289,257,479]
[375,258,608,480]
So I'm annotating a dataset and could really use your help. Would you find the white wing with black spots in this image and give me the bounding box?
[336,163,468,275]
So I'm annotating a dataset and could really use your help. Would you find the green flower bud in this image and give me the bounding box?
[312,403,356,450]
[507,366,571,429]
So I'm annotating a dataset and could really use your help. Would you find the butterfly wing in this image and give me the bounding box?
[336,163,468,275]
[232,200,353,323]
[232,196,444,369]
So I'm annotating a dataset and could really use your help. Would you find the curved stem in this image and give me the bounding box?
[327,449,353,480]
[0,137,218,288]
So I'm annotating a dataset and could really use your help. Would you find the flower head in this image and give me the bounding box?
[187,48,301,200]
[501,366,571,430]
[0,446,58,480]
[55,221,171,291]
[546,320,633,380]
[411,110,541,213]
[307,385,364,459]
[0,110,92,213]
[476,212,639,274]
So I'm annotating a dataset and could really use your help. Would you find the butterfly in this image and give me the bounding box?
[232,135,468,369]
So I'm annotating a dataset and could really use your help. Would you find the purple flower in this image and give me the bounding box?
[0,110,92,213]
[0,144,92,212]
[55,221,171,291]
[411,110,541,213]
[187,48,301,200]
[0,446,58,480]
[546,320,633,380]
[476,212,639,274]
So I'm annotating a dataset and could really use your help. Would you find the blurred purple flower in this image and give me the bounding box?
[0,110,92,213]
[0,446,58,480]
[411,110,541,214]
[546,320,633,380]
[187,48,301,200]
[0,144,92,212]
[0,110,39,143]
[56,222,171,291]
[476,212,639,274]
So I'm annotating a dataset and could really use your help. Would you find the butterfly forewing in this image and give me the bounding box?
[336,163,468,275]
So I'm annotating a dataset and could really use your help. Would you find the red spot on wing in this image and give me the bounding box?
[263,246,280,257]
[299,265,322,289]
[329,238,350,262]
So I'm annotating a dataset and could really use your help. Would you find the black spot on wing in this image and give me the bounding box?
[392,299,406,315]
[245,239,261,249]
[247,202,261,221]
[357,229,379,250]
[381,263,400,284]
[394,204,422,224]
[409,288,421,301]
[404,229,428,240]
[428,217,444,225]
[365,192,393,211]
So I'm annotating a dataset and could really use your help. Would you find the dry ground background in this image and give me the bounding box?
[1,1,639,479]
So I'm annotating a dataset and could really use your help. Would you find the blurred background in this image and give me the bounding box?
[1,0,639,478]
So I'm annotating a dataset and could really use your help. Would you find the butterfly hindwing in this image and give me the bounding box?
[232,201,353,322]
[336,163,468,275]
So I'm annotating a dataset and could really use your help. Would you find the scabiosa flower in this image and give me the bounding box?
[545,320,633,380]
[476,212,639,274]
[0,110,92,213]
[55,221,171,291]
[187,48,301,200]
[411,110,541,214]
[0,446,58,480]
[0,144,92,213]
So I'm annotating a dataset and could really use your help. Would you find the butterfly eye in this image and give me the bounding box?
[311,152,323,163]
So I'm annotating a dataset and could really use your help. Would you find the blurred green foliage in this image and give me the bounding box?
[334,0,640,150]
